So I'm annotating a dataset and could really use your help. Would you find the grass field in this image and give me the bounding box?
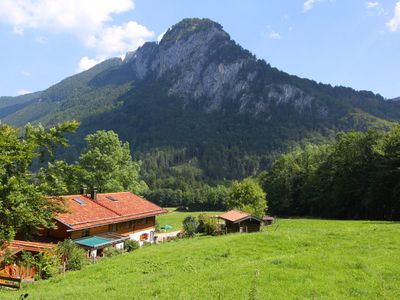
[156,210,220,232]
[1,218,399,299]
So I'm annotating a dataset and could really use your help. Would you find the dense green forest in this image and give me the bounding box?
[260,125,400,220]
[1,18,400,221]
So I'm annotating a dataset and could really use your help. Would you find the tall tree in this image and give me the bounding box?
[0,121,79,243]
[227,178,267,216]
[78,130,147,193]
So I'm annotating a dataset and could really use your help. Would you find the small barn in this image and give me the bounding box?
[0,240,55,282]
[218,210,263,233]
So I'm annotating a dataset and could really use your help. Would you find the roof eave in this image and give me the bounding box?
[65,210,166,232]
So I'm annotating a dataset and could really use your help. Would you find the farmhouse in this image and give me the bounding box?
[218,210,263,233]
[42,189,167,257]
[0,189,165,283]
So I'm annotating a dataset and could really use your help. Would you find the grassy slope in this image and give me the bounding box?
[156,210,220,232]
[2,219,399,299]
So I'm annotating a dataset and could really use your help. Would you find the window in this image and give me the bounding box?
[130,221,135,230]
[140,233,148,241]
[106,196,118,202]
[82,229,90,237]
[138,218,148,225]
[109,224,117,232]
[73,198,86,205]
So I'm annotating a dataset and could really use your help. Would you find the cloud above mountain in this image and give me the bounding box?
[0,0,155,70]
[387,1,400,31]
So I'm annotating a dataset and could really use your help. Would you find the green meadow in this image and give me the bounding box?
[156,210,220,232]
[1,218,399,299]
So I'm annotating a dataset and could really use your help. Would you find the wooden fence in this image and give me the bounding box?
[0,275,22,289]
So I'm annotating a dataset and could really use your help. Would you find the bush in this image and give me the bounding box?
[142,241,152,247]
[125,240,140,252]
[197,213,208,233]
[182,216,199,237]
[56,239,87,271]
[103,247,123,257]
[155,220,161,233]
[35,251,59,279]
[204,217,221,236]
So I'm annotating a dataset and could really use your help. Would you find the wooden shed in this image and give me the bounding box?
[218,210,263,233]
[0,240,55,282]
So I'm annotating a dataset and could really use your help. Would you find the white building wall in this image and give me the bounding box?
[128,227,155,246]
[115,242,124,250]
[90,249,97,258]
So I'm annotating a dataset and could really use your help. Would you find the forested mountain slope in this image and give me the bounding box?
[1,18,399,182]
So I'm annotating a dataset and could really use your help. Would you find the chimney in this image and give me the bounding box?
[90,187,97,200]
[80,186,87,195]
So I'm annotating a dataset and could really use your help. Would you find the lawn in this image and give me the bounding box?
[156,209,221,232]
[1,219,399,299]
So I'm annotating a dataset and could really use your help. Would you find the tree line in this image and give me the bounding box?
[260,125,400,220]
[0,122,267,244]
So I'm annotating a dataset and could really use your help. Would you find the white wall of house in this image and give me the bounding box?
[128,227,155,245]
[90,249,97,258]
[115,242,124,250]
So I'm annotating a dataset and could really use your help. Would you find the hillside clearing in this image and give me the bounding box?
[1,219,399,299]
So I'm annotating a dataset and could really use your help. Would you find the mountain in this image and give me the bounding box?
[1,18,400,181]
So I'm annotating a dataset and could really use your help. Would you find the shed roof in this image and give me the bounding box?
[218,210,263,223]
[0,240,55,262]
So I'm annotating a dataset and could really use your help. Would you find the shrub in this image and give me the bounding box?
[125,240,140,252]
[103,247,123,257]
[197,213,208,233]
[35,251,59,279]
[56,239,88,271]
[177,231,187,239]
[142,241,152,247]
[204,217,221,236]
[182,216,199,237]
[155,220,161,233]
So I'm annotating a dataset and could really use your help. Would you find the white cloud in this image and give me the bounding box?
[76,56,102,72]
[157,31,166,43]
[366,1,388,16]
[85,21,154,56]
[269,31,281,40]
[303,0,335,13]
[0,0,154,57]
[366,2,379,9]
[16,89,31,95]
[387,1,400,31]
[303,0,320,12]
[21,70,31,77]
[0,0,134,35]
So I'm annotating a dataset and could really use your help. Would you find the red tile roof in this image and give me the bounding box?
[11,240,55,252]
[54,192,167,231]
[0,240,55,262]
[218,210,251,222]
[218,210,264,223]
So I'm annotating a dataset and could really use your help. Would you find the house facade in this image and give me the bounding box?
[42,190,167,257]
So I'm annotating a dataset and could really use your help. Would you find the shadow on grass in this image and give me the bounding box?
[361,221,400,225]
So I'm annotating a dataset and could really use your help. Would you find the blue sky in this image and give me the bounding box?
[0,0,399,98]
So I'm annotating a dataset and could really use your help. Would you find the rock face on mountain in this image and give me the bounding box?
[106,19,320,116]
[0,18,399,178]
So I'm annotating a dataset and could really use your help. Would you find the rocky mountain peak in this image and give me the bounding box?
[160,18,228,47]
